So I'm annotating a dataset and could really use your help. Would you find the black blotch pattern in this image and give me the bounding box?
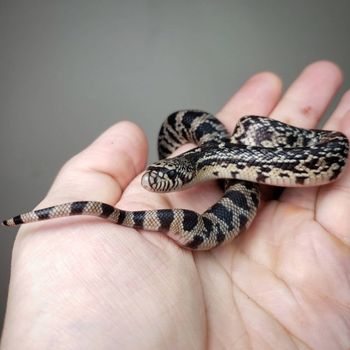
[250,192,260,208]
[166,125,182,146]
[210,203,233,223]
[256,129,273,145]
[239,214,248,230]
[158,144,170,159]
[181,127,190,142]
[182,111,203,136]
[227,221,236,232]
[236,163,246,170]
[13,215,24,225]
[330,168,342,180]
[295,176,307,185]
[202,217,213,237]
[167,111,178,123]
[228,191,250,210]
[286,134,298,145]
[260,165,273,172]
[256,173,268,183]
[157,210,174,230]
[242,182,255,190]
[133,211,146,227]
[100,203,115,218]
[329,155,345,163]
[216,232,226,244]
[70,201,88,214]
[186,235,204,249]
[182,110,203,124]
[183,210,199,231]
[117,210,126,224]
[195,121,227,142]
[36,208,52,220]
[280,161,299,171]
[194,124,208,140]
[230,171,238,178]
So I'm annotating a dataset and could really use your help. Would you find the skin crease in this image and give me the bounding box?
[1,61,350,350]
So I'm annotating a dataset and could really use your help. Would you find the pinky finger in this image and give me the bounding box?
[316,98,350,244]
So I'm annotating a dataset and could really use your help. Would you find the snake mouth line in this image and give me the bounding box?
[141,170,180,192]
[141,171,169,192]
[141,172,152,191]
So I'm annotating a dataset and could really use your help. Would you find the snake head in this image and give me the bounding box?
[141,157,196,192]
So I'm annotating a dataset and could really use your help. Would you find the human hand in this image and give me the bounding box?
[2,61,350,350]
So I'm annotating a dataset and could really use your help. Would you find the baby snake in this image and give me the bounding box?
[3,110,349,250]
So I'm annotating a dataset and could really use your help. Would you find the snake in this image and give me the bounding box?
[2,110,349,250]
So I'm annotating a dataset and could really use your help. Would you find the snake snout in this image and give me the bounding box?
[141,170,165,191]
[141,172,153,191]
[142,169,177,192]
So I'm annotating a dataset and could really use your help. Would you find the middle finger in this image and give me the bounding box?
[270,61,342,127]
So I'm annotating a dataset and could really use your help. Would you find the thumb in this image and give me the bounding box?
[38,121,148,208]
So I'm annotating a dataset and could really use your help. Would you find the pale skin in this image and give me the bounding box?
[1,61,350,350]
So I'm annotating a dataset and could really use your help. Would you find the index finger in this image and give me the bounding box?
[217,72,282,132]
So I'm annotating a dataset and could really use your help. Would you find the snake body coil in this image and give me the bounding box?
[3,111,349,250]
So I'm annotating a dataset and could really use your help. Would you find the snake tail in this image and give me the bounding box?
[2,181,259,250]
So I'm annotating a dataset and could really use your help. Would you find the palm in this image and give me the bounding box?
[114,157,348,349]
[3,62,350,349]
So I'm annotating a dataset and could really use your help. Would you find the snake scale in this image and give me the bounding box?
[3,110,349,250]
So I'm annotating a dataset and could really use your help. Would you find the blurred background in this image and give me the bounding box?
[1,0,349,331]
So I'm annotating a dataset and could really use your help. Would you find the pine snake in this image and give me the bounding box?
[3,110,349,250]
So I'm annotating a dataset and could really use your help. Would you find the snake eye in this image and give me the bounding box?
[167,169,177,180]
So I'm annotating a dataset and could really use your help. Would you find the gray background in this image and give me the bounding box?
[1,0,349,331]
